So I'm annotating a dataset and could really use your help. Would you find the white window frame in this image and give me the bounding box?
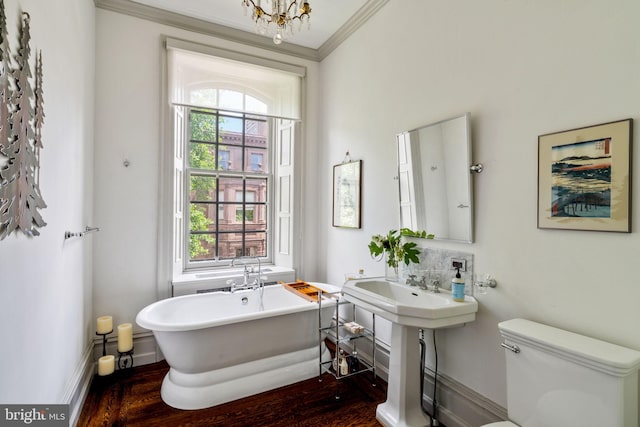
[183,107,273,270]
[157,38,305,296]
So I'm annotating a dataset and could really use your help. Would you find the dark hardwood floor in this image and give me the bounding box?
[77,361,387,426]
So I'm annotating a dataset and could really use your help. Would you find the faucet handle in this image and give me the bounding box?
[430,277,441,293]
[407,274,417,286]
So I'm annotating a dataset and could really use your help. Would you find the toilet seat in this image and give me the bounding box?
[482,422,518,427]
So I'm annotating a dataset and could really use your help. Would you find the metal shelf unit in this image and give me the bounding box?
[318,289,376,388]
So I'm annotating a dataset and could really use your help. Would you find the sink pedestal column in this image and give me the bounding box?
[376,323,430,427]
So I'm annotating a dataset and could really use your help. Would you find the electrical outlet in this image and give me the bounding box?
[451,258,467,272]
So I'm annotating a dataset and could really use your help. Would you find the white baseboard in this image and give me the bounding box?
[92,331,160,368]
[62,343,94,427]
[422,369,507,427]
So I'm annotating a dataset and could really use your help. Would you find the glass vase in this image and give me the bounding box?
[384,253,400,283]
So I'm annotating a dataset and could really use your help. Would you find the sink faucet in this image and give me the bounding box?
[407,274,428,290]
[229,256,262,292]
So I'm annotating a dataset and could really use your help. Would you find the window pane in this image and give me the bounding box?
[217,232,243,259]
[190,176,216,201]
[217,145,242,172]
[247,150,267,172]
[245,231,267,257]
[190,111,217,142]
[219,177,243,201]
[245,177,267,201]
[245,118,268,148]
[190,203,216,231]
[189,233,216,261]
[190,142,216,169]
[246,204,267,230]
[220,204,244,232]
[219,114,243,135]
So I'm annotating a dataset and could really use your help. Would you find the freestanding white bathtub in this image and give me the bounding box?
[136,283,336,410]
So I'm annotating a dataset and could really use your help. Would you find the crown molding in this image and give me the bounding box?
[94,0,389,62]
[318,0,389,59]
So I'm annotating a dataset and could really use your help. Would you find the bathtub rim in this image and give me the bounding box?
[136,282,340,332]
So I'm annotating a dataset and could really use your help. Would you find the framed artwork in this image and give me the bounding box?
[332,160,362,228]
[538,118,632,232]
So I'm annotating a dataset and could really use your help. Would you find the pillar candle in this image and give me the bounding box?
[98,355,115,376]
[117,323,133,352]
[96,316,113,334]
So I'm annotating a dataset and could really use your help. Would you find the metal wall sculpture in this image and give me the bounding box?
[0,1,46,240]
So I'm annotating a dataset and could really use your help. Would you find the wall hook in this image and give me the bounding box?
[342,151,352,164]
[470,163,484,174]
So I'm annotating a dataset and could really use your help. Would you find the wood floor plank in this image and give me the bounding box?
[78,361,387,426]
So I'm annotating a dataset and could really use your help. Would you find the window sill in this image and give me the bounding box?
[171,265,296,296]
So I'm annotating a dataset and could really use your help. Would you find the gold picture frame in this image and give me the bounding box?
[538,118,633,232]
[332,160,362,228]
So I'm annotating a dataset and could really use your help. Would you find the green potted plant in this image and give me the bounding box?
[368,228,434,281]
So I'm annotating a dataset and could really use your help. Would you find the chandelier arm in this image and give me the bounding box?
[242,0,312,43]
[286,2,298,14]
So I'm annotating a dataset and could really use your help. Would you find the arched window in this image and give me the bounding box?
[165,39,304,273]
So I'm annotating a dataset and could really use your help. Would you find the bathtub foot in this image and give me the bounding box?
[161,345,330,410]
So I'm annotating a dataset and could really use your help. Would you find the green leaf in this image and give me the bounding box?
[369,228,433,268]
[368,241,383,257]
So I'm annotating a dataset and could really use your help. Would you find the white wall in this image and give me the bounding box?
[93,10,321,335]
[0,0,95,405]
[91,0,640,413]
[319,0,640,406]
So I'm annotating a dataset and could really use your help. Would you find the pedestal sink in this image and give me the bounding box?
[342,278,478,427]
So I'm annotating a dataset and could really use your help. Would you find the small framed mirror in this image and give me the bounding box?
[397,113,474,242]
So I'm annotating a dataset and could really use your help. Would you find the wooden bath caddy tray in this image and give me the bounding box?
[281,281,332,302]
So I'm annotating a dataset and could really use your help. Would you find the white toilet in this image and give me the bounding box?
[482,318,640,427]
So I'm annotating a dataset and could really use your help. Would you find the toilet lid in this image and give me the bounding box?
[482,422,518,427]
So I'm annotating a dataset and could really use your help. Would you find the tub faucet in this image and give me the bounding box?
[230,256,262,292]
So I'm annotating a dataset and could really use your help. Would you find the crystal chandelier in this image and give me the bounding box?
[241,0,312,45]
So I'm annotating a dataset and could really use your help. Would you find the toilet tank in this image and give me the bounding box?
[498,319,640,427]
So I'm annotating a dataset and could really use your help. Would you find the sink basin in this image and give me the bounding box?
[342,278,478,329]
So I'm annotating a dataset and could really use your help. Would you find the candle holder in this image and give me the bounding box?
[96,330,113,357]
[118,347,134,370]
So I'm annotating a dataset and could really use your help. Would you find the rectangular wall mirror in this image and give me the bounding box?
[397,113,474,243]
